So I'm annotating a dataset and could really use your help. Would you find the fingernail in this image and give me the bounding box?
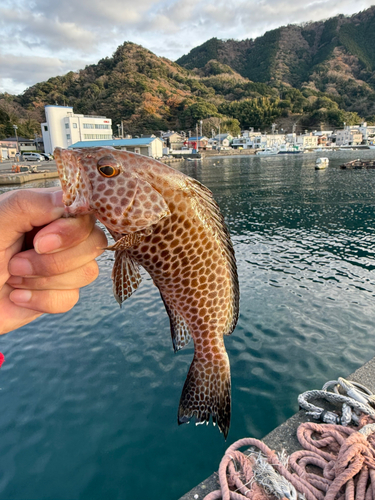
[35,234,62,254]
[8,258,34,277]
[10,289,32,304]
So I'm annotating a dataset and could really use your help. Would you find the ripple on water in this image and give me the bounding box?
[1,154,375,499]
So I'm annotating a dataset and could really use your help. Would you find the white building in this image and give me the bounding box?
[358,122,375,145]
[41,105,112,154]
[335,126,363,146]
[295,132,318,149]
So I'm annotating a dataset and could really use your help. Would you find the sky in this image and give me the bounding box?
[1,0,374,96]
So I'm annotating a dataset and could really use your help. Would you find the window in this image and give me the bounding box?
[83,123,94,129]
[43,125,48,131]
[66,134,71,140]
[65,123,69,129]
[83,134,112,140]
[73,123,77,129]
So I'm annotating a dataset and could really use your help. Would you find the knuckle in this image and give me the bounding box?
[92,225,108,251]
[50,289,79,313]
[81,261,99,284]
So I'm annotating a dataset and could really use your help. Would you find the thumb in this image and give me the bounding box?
[0,189,65,250]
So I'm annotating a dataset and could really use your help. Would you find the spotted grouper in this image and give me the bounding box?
[54,147,239,437]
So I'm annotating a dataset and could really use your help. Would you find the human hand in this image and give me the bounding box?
[0,188,107,334]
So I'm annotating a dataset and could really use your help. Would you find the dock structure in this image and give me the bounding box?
[340,159,375,169]
[179,356,375,500]
[0,170,59,185]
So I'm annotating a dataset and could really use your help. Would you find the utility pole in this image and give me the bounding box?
[13,125,19,154]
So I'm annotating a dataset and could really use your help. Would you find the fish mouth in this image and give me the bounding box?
[54,148,93,216]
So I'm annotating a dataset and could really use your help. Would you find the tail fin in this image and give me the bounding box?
[178,353,231,438]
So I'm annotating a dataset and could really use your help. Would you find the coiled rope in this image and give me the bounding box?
[203,379,375,500]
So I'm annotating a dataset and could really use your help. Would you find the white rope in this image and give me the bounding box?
[298,377,375,425]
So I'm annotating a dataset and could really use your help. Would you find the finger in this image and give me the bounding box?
[7,260,99,290]
[0,284,43,335]
[0,189,65,250]
[8,225,107,278]
[33,214,99,255]
[9,288,80,314]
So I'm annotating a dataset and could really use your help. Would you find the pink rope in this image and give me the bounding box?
[203,420,375,500]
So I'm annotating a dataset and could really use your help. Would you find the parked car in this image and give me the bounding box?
[22,153,45,161]
[40,153,54,161]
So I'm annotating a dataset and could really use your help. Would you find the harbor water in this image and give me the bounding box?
[1,150,375,499]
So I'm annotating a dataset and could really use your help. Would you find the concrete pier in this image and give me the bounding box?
[0,171,59,185]
[179,356,375,500]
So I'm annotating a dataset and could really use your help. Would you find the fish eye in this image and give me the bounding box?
[97,165,120,178]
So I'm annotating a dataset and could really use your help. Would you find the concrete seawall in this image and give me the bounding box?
[179,356,375,500]
[0,171,59,185]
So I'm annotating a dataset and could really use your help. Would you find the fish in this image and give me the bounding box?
[54,147,239,438]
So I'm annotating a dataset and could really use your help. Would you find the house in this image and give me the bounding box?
[209,133,233,149]
[0,137,37,157]
[187,136,209,150]
[358,122,375,145]
[161,131,185,150]
[295,132,318,149]
[69,137,164,159]
[41,105,112,154]
[0,139,18,159]
[232,130,262,149]
[335,126,363,146]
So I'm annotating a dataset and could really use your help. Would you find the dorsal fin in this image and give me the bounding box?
[112,250,142,305]
[160,296,192,352]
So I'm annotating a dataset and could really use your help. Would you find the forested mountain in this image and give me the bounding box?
[177,7,375,119]
[1,7,375,140]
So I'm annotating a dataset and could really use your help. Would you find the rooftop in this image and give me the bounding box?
[69,137,161,149]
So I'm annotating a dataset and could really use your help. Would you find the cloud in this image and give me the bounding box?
[1,0,375,94]
[0,53,87,94]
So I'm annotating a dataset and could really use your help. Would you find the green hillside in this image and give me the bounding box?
[2,7,375,140]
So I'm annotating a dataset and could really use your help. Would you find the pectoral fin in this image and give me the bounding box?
[112,250,142,305]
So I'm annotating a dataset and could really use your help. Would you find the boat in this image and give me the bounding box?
[277,143,304,154]
[256,147,279,156]
[315,157,329,169]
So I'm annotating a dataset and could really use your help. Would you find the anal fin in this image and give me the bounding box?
[160,296,192,352]
[112,250,142,305]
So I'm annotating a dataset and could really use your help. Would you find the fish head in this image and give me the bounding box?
[54,147,170,233]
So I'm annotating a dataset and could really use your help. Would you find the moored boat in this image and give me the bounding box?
[315,157,329,169]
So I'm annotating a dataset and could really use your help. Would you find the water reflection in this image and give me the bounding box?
[1,151,375,499]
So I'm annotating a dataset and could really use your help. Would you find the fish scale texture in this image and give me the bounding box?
[54,147,239,438]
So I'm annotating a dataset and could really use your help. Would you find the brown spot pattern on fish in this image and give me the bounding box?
[54,147,239,438]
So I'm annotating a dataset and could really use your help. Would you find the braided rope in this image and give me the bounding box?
[203,420,375,500]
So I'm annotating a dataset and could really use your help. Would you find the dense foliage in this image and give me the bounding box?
[2,7,375,140]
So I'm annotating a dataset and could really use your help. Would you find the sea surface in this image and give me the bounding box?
[1,150,375,499]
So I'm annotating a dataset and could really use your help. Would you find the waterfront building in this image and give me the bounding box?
[187,136,209,150]
[41,105,112,154]
[208,134,233,149]
[358,122,375,145]
[0,137,37,158]
[161,131,185,150]
[335,126,363,146]
[295,132,319,149]
[69,137,164,159]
